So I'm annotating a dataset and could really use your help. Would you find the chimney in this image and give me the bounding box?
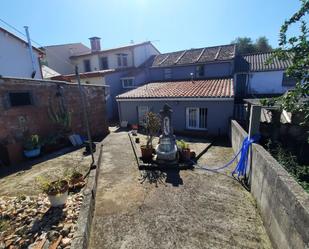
[89,37,101,52]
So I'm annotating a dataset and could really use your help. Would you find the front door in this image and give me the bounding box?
[137,106,149,126]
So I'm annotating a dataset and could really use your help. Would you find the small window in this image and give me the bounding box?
[100,57,109,70]
[196,65,204,77]
[83,59,91,72]
[282,73,296,86]
[9,92,33,107]
[121,78,134,88]
[117,54,128,67]
[164,68,172,79]
[186,107,207,130]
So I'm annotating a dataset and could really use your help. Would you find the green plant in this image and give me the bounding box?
[23,135,40,150]
[265,0,309,141]
[143,112,161,147]
[176,140,189,150]
[36,176,68,195]
[48,95,72,134]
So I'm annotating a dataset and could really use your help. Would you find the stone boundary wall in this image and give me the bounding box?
[0,77,109,164]
[231,120,309,249]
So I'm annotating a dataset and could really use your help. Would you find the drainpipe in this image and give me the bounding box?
[24,26,36,78]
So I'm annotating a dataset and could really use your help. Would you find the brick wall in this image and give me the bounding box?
[0,77,109,165]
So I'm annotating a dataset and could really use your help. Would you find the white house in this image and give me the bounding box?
[0,26,43,79]
[235,52,295,97]
[43,43,91,75]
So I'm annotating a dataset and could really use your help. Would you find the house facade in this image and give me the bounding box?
[116,79,234,135]
[234,52,295,98]
[0,26,43,79]
[51,38,160,119]
[43,43,91,75]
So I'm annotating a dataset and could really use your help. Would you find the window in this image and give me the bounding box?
[186,107,207,130]
[100,57,109,70]
[282,73,296,86]
[121,78,135,88]
[138,106,149,126]
[117,54,128,67]
[164,68,172,79]
[9,92,33,107]
[83,59,91,72]
[196,65,204,77]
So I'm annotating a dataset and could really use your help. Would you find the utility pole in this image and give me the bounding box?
[75,66,95,168]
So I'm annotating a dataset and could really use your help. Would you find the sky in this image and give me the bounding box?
[0,0,306,53]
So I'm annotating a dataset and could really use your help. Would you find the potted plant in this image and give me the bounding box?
[177,140,191,161]
[131,124,138,136]
[68,168,85,190]
[140,112,161,161]
[37,177,69,207]
[23,134,41,158]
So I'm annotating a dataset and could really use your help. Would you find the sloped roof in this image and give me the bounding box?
[0,26,43,54]
[151,44,236,67]
[236,52,293,72]
[70,41,160,58]
[117,78,234,99]
[44,43,90,55]
[41,65,61,79]
[51,69,118,81]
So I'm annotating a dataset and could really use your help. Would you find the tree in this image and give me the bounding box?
[232,36,273,54]
[255,36,273,53]
[266,0,309,138]
[232,37,256,54]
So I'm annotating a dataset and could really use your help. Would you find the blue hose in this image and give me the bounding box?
[194,134,260,178]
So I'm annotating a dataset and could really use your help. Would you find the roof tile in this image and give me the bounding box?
[117,78,234,99]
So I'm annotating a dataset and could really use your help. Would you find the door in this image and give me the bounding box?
[137,106,149,126]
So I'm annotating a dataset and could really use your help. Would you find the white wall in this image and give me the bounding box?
[248,71,293,94]
[0,30,42,79]
[133,43,160,67]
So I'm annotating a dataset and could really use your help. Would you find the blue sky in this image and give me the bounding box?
[1,0,305,53]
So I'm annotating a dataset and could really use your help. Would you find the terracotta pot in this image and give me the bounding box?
[140,145,153,160]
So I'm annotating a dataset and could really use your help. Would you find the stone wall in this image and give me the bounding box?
[0,77,109,165]
[231,120,309,249]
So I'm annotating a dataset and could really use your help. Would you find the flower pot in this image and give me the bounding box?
[48,191,69,207]
[132,129,138,136]
[70,173,84,185]
[47,180,69,207]
[140,145,153,161]
[24,147,41,158]
[182,148,191,161]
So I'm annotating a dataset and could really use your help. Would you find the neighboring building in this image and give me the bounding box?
[116,78,234,135]
[147,44,236,81]
[234,52,295,98]
[43,43,91,75]
[52,39,160,120]
[69,38,160,74]
[0,26,43,79]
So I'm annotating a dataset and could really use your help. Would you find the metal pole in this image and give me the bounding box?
[75,66,95,166]
[24,26,36,78]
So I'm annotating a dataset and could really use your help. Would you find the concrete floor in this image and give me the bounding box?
[89,128,272,249]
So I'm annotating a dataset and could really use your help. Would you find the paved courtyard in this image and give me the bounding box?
[89,129,272,249]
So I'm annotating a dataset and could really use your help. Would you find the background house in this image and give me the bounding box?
[43,43,90,75]
[0,26,43,79]
[116,78,234,135]
[234,52,295,98]
[51,39,160,120]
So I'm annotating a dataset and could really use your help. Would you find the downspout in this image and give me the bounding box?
[24,26,36,78]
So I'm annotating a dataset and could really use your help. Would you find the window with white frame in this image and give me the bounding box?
[117,54,128,67]
[121,77,135,88]
[164,68,172,79]
[186,107,208,130]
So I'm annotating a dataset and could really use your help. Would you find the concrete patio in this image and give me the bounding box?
[89,128,272,249]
